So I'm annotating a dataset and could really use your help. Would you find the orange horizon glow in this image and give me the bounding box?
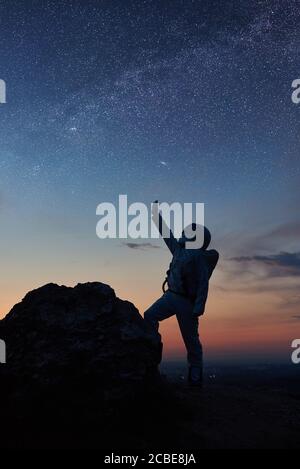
[1,263,298,364]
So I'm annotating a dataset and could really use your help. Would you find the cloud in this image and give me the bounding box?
[241,222,300,254]
[256,222,300,249]
[122,242,160,250]
[231,252,300,278]
[220,221,300,259]
[266,222,300,240]
[0,190,7,213]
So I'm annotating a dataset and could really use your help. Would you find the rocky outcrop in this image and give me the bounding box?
[0,282,171,449]
[0,282,161,397]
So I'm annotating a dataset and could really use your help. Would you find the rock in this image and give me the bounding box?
[0,282,161,396]
[0,282,169,449]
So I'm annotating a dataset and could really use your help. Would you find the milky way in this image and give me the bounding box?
[0,0,299,230]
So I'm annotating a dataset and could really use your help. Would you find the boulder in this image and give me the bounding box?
[0,283,187,449]
[0,282,161,398]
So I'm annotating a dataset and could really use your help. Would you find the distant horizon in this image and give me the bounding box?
[0,277,297,366]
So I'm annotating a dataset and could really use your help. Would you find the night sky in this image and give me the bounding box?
[0,0,299,362]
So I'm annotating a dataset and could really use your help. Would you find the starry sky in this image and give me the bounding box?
[0,0,299,363]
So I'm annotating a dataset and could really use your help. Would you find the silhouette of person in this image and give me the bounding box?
[144,202,219,387]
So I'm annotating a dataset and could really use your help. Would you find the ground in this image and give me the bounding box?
[1,361,299,449]
[160,361,300,449]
